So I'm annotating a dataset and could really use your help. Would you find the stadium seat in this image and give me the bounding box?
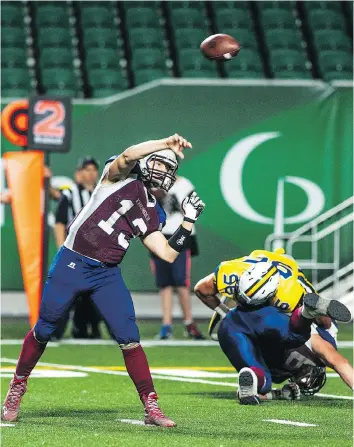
[167,1,205,11]
[34,4,69,27]
[83,28,119,49]
[178,49,217,73]
[125,8,160,28]
[1,47,27,68]
[174,29,208,50]
[318,50,353,73]
[39,48,73,69]
[271,49,309,73]
[129,28,164,49]
[274,69,311,79]
[313,30,351,52]
[266,29,305,51]
[131,49,167,70]
[228,29,258,50]
[169,9,208,29]
[1,87,30,97]
[182,69,219,78]
[226,49,263,76]
[122,1,159,10]
[227,69,264,79]
[324,70,353,81]
[2,68,30,89]
[85,48,121,69]
[256,1,296,11]
[91,88,123,98]
[88,69,125,89]
[134,68,168,85]
[212,1,250,11]
[260,9,297,29]
[307,10,344,30]
[45,87,78,97]
[80,1,116,10]
[80,7,114,28]
[41,68,77,90]
[303,1,342,13]
[215,9,253,31]
[37,27,72,48]
[1,2,23,26]
[1,26,25,48]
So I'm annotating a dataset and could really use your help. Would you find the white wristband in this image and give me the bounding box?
[215,306,227,319]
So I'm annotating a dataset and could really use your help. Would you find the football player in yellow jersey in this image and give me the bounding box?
[194,249,352,404]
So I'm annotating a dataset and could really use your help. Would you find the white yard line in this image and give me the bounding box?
[0,424,16,428]
[1,339,352,348]
[263,419,318,427]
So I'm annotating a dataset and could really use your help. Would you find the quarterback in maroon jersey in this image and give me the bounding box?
[2,134,205,427]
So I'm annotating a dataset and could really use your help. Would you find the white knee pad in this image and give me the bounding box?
[119,342,140,350]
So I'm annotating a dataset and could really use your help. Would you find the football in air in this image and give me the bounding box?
[200,34,240,61]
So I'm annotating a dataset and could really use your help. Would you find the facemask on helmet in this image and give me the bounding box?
[138,149,178,192]
[289,365,326,396]
[234,262,280,307]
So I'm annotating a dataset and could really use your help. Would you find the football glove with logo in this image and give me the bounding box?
[181,191,205,223]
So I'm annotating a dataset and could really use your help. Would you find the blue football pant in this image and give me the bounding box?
[218,306,311,394]
[34,246,140,345]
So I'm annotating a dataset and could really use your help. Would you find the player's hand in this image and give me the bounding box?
[164,134,192,159]
[281,383,301,400]
[181,191,205,223]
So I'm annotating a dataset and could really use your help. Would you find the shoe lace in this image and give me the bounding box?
[6,381,26,410]
[147,394,166,419]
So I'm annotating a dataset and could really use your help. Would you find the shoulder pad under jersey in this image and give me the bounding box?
[105,155,118,166]
[155,201,166,228]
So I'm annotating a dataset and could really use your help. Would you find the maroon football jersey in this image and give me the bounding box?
[64,175,166,264]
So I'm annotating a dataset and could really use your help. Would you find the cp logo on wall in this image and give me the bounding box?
[220,132,325,232]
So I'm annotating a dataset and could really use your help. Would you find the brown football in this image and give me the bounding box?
[200,34,240,61]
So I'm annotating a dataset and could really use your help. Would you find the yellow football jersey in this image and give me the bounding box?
[213,249,315,313]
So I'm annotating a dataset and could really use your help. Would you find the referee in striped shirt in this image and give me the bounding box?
[54,156,101,339]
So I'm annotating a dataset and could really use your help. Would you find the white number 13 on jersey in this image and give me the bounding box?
[97,199,147,249]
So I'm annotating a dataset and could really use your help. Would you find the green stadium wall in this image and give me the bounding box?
[1,80,353,291]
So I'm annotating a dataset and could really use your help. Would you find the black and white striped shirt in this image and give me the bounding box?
[55,183,92,227]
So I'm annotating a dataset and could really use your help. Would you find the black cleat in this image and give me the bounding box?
[303,293,352,323]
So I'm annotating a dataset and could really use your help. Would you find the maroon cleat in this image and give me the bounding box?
[2,376,28,422]
[141,392,176,427]
[185,322,205,340]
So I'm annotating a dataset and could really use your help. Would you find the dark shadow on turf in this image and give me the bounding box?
[180,391,353,408]
[24,408,120,418]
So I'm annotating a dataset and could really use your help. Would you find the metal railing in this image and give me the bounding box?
[265,196,354,295]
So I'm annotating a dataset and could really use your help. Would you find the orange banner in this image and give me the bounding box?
[4,151,44,327]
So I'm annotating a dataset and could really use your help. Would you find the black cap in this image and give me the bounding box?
[76,156,99,170]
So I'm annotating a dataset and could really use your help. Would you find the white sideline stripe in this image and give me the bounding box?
[1,339,352,348]
[315,393,354,400]
[0,358,238,389]
[2,358,354,400]
[0,423,16,427]
[263,419,318,427]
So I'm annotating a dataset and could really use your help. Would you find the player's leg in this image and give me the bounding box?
[290,293,351,335]
[218,314,272,405]
[90,266,176,427]
[2,247,80,422]
[150,253,174,339]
